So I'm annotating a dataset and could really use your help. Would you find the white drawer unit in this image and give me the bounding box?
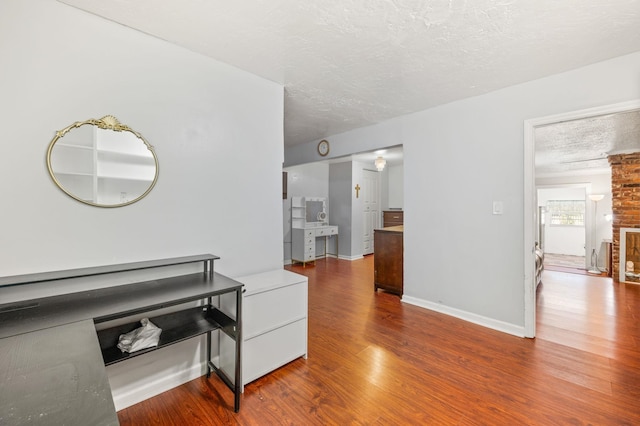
[243,278,307,339]
[243,319,306,385]
[292,228,316,265]
[220,269,308,390]
[292,226,339,266]
[290,196,338,266]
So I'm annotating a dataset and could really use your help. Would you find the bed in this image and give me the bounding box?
[535,243,544,286]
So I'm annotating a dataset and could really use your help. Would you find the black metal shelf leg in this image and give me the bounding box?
[206,330,211,378]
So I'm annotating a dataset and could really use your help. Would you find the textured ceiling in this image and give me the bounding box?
[57,0,640,173]
[58,0,640,148]
[535,109,640,176]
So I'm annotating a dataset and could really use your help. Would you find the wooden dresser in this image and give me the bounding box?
[383,210,404,227]
[374,225,403,296]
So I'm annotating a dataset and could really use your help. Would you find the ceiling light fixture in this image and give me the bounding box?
[375,156,386,171]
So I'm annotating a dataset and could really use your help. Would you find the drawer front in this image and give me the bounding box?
[243,319,307,385]
[315,226,338,236]
[383,211,403,227]
[244,282,308,338]
[304,229,314,238]
[305,237,314,245]
[384,213,403,221]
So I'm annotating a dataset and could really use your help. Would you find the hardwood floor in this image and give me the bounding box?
[543,253,586,269]
[117,256,640,425]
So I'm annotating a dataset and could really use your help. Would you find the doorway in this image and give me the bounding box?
[283,146,403,263]
[523,99,640,337]
[537,186,588,271]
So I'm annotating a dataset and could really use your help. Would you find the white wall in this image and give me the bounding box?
[1,0,283,410]
[285,51,640,336]
[349,161,367,258]
[329,162,353,259]
[387,164,404,209]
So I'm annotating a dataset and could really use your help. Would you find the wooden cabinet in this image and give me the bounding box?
[383,210,404,227]
[374,226,403,296]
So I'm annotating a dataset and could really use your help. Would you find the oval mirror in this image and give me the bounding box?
[46,116,159,207]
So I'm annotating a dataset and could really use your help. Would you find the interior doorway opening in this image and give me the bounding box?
[283,145,403,264]
[537,185,589,271]
[524,99,640,337]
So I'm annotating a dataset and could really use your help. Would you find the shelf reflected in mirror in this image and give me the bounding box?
[46,116,159,207]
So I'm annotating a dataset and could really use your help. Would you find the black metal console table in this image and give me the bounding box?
[0,254,243,425]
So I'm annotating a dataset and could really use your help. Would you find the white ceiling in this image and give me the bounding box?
[59,0,640,171]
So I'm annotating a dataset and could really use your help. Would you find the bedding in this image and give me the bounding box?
[535,244,544,286]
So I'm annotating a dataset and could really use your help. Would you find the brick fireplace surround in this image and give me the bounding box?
[609,152,640,282]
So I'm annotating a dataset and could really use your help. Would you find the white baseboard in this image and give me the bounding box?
[401,295,526,338]
[111,361,207,411]
[338,254,364,261]
[284,255,364,264]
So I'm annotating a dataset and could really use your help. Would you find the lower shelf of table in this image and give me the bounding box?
[96,305,236,366]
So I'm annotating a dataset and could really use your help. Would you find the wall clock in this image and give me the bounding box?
[317,139,330,156]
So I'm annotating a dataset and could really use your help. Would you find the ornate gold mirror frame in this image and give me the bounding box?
[46,115,159,207]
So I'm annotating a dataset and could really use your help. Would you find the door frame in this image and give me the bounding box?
[523,99,640,338]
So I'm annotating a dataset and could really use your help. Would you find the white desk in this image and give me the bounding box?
[292,225,339,266]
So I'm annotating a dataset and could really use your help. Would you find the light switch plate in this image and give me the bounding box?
[493,201,504,215]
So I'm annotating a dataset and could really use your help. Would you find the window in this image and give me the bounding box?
[547,200,585,226]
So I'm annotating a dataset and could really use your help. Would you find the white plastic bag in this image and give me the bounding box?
[117,318,162,353]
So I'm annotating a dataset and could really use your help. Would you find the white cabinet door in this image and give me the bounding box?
[362,169,380,255]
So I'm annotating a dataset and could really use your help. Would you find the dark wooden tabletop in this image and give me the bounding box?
[0,271,242,339]
[0,320,119,426]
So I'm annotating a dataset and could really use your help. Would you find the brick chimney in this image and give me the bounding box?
[608,152,640,282]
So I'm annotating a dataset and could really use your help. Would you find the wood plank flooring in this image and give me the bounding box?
[543,253,586,269]
[117,256,640,425]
